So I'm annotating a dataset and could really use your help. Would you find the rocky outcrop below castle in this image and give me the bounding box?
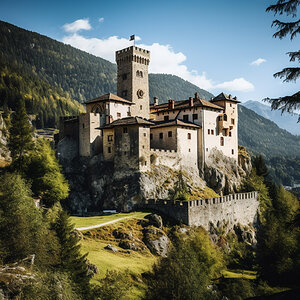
[204,146,251,194]
[58,139,251,215]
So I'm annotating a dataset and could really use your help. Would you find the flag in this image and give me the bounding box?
[130,35,135,41]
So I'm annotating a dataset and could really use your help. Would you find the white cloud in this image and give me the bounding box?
[250,58,266,66]
[62,19,91,33]
[99,17,104,23]
[62,30,254,93]
[215,78,254,92]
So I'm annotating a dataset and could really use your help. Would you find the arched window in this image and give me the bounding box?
[136,70,140,77]
[140,71,143,78]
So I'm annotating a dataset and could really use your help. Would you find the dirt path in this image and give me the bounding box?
[75,217,131,231]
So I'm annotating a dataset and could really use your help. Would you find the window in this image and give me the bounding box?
[82,123,85,129]
[168,131,172,137]
[123,127,128,133]
[232,149,234,155]
[144,161,147,166]
[224,114,227,121]
[206,148,208,152]
[220,137,224,146]
[150,133,153,140]
[140,105,143,110]
[122,73,127,80]
[218,116,223,121]
[183,115,189,121]
[208,129,210,135]
[211,129,214,135]
[122,90,128,97]
[159,133,163,139]
[142,145,145,149]
[117,112,121,118]
[124,151,127,155]
[229,131,232,137]
[164,115,169,121]
[108,135,113,141]
[187,133,191,139]
[193,113,198,120]
[108,147,111,153]
[230,103,232,107]
[231,118,235,125]
[188,148,191,152]
[143,132,146,137]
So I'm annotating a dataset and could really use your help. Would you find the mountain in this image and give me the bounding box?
[241,100,299,136]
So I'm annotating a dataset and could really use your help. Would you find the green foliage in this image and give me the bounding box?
[8,99,34,171]
[52,210,92,297]
[257,186,300,285]
[94,270,133,300]
[0,173,59,267]
[21,271,80,300]
[145,229,224,300]
[169,172,190,201]
[217,278,255,300]
[25,139,69,207]
[149,74,214,102]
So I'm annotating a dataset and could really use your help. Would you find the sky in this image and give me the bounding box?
[0,0,299,103]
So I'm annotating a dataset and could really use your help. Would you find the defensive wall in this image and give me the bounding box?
[143,191,259,230]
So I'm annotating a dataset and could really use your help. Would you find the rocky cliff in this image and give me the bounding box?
[59,138,251,215]
[0,113,10,162]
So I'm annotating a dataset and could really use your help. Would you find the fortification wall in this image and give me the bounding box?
[150,148,181,170]
[143,192,259,229]
[144,199,189,224]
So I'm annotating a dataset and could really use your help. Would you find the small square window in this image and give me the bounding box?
[183,115,189,121]
[108,147,111,153]
[159,133,163,139]
[168,131,172,137]
[231,118,235,125]
[108,135,113,141]
[164,115,169,121]
[117,112,121,118]
[232,149,234,155]
[187,133,191,139]
[211,129,214,135]
[123,127,128,133]
[144,132,146,137]
[82,123,85,129]
[229,131,232,137]
[188,148,191,152]
[193,114,198,120]
[206,148,208,152]
[208,129,210,134]
[144,161,147,166]
[142,145,145,149]
[140,105,143,110]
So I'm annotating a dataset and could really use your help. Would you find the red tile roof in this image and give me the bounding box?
[85,93,133,105]
[151,119,201,129]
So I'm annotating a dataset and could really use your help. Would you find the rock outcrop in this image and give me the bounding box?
[204,146,251,194]
[0,113,10,161]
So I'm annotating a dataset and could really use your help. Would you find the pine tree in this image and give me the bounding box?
[8,99,34,171]
[53,210,92,297]
[265,1,300,119]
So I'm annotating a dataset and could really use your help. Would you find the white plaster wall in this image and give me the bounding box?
[108,102,131,121]
[150,126,177,150]
[150,149,180,170]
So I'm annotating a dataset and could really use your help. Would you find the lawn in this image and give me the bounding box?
[70,211,151,228]
[222,269,257,280]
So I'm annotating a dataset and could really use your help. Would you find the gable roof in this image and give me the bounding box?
[85,93,133,105]
[211,92,240,103]
[151,119,201,129]
[150,97,223,114]
[103,116,154,128]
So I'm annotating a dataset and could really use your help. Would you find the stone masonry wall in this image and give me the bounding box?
[143,192,259,229]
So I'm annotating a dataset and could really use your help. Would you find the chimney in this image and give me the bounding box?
[153,97,158,106]
[189,97,194,107]
[194,92,199,99]
[168,99,175,109]
[229,94,232,99]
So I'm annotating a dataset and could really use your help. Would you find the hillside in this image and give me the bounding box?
[241,100,299,136]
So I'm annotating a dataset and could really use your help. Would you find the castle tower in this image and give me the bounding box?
[116,46,150,119]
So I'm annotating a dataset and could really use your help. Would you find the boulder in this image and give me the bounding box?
[144,232,169,257]
[146,214,163,229]
[104,244,118,252]
[87,262,99,277]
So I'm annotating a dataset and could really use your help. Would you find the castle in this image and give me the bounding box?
[59,45,240,173]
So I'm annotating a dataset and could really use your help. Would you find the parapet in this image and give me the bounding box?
[116,46,150,65]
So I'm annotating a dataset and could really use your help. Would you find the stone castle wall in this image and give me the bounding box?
[144,191,259,230]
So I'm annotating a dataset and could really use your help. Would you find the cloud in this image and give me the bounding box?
[215,78,254,92]
[62,30,254,92]
[62,19,91,33]
[250,58,266,66]
[98,17,104,23]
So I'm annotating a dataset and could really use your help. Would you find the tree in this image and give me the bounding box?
[52,210,92,297]
[8,99,34,171]
[265,1,300,118]
[145,229,224,300]
[25,139,69,207]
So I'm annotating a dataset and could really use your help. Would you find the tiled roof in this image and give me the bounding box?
[211,92,240,103]
[151,119,201,129]
[85,93,133,105]
[150,98,223,114]
[103,117,154,128]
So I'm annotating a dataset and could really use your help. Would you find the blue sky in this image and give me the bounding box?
[0,0,298,103]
